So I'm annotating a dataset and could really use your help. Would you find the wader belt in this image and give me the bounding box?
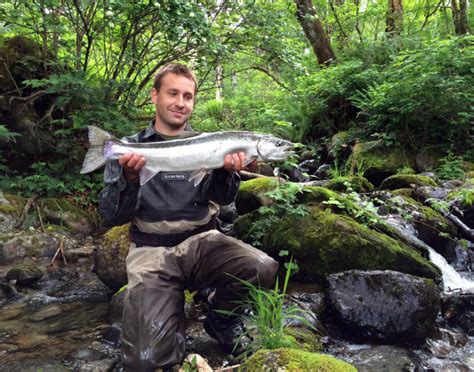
[129,218,217,247]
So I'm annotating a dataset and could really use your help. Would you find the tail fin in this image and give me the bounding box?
[80,126,115,174]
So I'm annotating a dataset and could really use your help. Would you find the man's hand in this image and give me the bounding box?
[119,153,146,182]
[224,152,257,173]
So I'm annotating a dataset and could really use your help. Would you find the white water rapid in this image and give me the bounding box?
[383,216,474,292]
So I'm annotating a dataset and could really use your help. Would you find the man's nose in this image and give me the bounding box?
[175,95,184,107]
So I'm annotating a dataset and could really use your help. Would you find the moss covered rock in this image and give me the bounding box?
[0,192,26,233]
[39,198,95,234]
[380,174,437,190]
[6,263,44,286]
[349,142,415,186]
[236,177,280,215]
[235,207,441,283]
[94,224,130,291]
[389,195,457,260]
[241,348,356,371]
[325,176,374,193]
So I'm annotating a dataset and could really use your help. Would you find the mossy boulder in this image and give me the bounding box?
[349,142,415,186]
[0,192,26,233]
[6,263,44,286]
[325,176,374,193]
[94,224,130,291]
[390,188,421,201]
[380,174,437,190]
[0,232,61,261]
[285,327,322,353]
[297,186,339,205]
[235,207,441,283]
[390,195,457,260]
[241,348,356,371]
[236,177,281,215]
[39,198,95,234]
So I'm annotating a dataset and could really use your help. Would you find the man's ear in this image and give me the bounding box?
[151,88,158,105]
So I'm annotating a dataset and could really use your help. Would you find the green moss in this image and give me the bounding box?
[380,174,437,190]
[391,188,420,200]
[325,176,374,193]
[285,327,322,352]
[258,207,440,282]
[0,193,26,216]
[39,197,89,219]
[242,348,356,371]
[297,186,338,205]
[103,224,130,257]
[239,177,280,194]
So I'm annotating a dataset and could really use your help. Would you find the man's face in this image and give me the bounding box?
[151,73,195,132]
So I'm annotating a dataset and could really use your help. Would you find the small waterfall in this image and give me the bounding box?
[383,216,474,292]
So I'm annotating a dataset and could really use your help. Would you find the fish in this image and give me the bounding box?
[80,126,294,186]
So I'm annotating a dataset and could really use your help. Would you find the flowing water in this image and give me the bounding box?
[383,215,474,293]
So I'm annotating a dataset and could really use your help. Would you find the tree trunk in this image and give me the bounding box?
[451,0,470,35]
[215,63,223,100]
[386,0,403,36]
[294,0,336,66]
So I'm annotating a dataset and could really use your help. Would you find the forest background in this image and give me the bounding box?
[0,0,472,213]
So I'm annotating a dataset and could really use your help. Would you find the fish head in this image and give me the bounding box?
[257,136,294,162]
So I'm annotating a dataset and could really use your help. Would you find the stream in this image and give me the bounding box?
[1,195,473,370]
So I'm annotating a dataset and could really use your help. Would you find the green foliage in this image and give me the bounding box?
[0,161,103,207]
[449,188,474,207]
[436,152,466,180]
[231,254,315,356]
[0,125,20,140]
[249,183,309,246]
[323,181,380,227]
[297,60,381,140]
[24,73,137,134]
[182,355,198,372]
[352,36,474,151]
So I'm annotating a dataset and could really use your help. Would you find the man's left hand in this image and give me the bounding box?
[224,152,257,172]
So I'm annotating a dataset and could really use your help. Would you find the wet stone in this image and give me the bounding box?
[6,263,44,286]
[29,304,62,322]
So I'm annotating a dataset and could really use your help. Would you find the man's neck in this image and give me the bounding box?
[153,119,186,136]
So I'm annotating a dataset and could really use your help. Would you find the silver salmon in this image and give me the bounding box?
[80,126,293,186]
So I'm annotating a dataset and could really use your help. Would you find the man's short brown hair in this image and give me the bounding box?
[153,63,197,94]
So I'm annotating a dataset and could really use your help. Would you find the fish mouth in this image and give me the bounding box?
[270,145,294,161]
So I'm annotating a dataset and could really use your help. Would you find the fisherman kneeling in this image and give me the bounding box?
[97,63,278,371]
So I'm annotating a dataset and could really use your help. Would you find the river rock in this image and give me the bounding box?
[441,292,474,336]
[325,270,440,343]
[0,191,25,233]
[235,177,280,215]
[94,225,129,291]
[380,174,437,190]
[6,263,44,286]
[236,206,441,283]
[0,232,60,261]
[348,142,416,186]
[325,176,374,193]
[240,347,356,371]
[39,198,95,235]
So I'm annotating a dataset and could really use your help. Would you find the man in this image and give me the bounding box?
[98,63,279,371]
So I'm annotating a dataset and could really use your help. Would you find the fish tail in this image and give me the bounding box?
[80,126,116,174]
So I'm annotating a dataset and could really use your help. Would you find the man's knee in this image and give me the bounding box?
[122,285,185,370]
[256,255,279,288]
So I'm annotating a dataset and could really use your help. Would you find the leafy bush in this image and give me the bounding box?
[249,182,309,246]
[436,152,466,180]
[297,60,382,141]
[352,36,474,152]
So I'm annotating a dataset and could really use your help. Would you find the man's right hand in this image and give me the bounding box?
[119,153,146,183]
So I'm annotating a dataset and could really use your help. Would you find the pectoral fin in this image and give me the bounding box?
[189,168,208,186]
[140,168,159,185]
